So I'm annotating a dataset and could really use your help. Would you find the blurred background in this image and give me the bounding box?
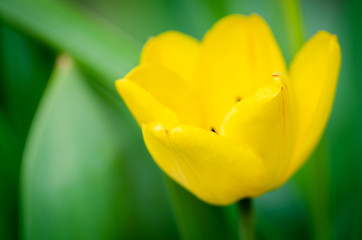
[0,0,361,239]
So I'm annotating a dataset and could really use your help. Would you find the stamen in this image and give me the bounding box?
[236,96,242,102]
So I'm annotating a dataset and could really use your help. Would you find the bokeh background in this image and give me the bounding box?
[0,0,361,239]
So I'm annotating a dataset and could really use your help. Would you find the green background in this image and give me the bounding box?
[0,0,361,239]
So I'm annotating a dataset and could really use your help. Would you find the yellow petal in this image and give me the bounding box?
[115,79,179,128]
[220,74,295,188]
[284,31,341,180]
[197,14,287,132]
[122,65,201,126]
[142,123,267,205]
[140,31,200,87]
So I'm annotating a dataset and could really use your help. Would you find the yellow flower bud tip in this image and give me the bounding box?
[115,14,341,205]
[271,72,288,91]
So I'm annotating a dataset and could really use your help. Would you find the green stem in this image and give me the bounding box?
[238,198,255,240]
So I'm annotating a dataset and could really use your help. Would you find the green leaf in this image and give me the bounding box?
[279,0,305,59]
[0,23,54,144]
[0,23,55,240]
[292,137,331,239]
[0,0,141,88]
[165,176,239,240]
[22,56,177,240]
[0,110,21,240]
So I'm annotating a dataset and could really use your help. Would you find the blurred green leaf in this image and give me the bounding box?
[255,183,310,240]
[165,176,239,240]
[22,56,178,240]
[293,137,331,240]
[200,0,229,19]
[279,0,304,57]
[329,0,362,238]
[0,0,141,90]
[73,0,229,41]
[0,110,21,240]
[0,23,54,144]
[0,23,55,240]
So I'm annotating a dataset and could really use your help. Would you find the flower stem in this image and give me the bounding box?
[238,198,255,240]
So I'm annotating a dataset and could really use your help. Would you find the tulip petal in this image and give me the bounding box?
[115,79,180,128]
[197,14,287,132]
[119,65,201,126]
[142,122,267,205]
[220,76,295,188]
[284,31,341,180]
[141,31,200,87]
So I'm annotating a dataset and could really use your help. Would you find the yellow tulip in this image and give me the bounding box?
[115,14,341,205]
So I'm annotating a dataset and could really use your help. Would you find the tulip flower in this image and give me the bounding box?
[115,14,341,205]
